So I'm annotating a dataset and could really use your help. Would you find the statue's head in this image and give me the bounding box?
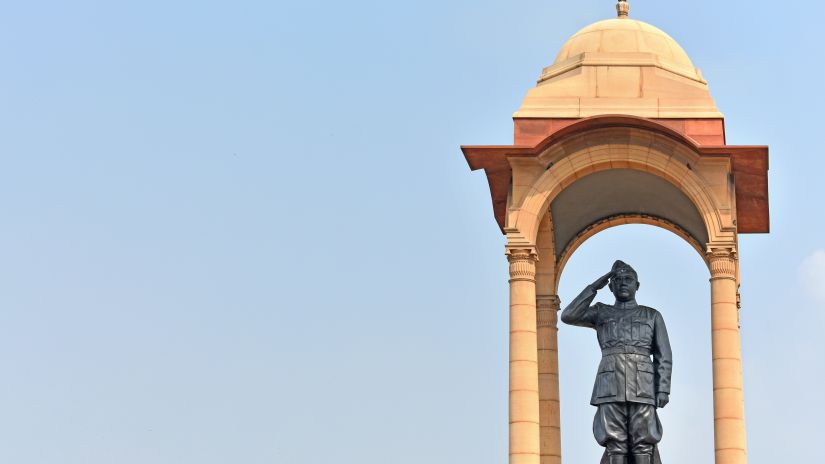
[609,260,640,302]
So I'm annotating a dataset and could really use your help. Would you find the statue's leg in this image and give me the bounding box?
[628,404,663,464]
[631,452,652,464]
[608,454,628,464]
[594,403,629,462]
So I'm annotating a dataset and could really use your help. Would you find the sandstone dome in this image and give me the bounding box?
[554,19,700,81]
[515,15,722,119]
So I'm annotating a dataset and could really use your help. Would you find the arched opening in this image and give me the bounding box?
[549,168,709,264]
[470,121,755,464]
[509,125,733,249]
[555,225,714,464]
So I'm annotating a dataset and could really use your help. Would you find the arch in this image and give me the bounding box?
[548,168,709,262]
[508,126,731,250]
[552,221,718,464]
[551,213,709,291]
[477,118,754,464]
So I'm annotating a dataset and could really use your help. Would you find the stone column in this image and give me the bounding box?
[708,247,747,464]
[507,248,541,464]
[537,295,561,464]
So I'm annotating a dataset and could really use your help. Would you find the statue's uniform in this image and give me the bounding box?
[562,285,672,458]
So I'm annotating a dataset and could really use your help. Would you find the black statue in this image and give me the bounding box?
[561,260,672,464]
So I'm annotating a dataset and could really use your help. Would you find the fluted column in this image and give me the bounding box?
[537,295,561,464]
[507,248,541,464]
[708,247,747,464]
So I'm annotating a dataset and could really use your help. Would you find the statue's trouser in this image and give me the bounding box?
[594,403,662,456]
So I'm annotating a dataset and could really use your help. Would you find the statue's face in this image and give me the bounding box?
[609,271,639,302]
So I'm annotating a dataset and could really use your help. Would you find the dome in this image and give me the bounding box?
[515,15,721,119]
[553,19,700,82]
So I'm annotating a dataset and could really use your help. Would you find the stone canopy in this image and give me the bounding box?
[463,15,768,240]
[461,5,769,464]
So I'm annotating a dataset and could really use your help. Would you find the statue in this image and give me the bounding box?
[561,260,672,464]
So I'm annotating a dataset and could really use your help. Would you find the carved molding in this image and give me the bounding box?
[537,295,561,309]
[536,295,561,328]
[507,248,538,283]
[537,309,558,328]
[707,246,738,279]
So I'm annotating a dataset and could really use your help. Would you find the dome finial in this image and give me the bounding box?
[616,0,630,18]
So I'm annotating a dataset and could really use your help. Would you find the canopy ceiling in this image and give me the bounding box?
[550,169,708,259]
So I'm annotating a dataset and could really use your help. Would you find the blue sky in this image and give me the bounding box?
[0,1,821,463]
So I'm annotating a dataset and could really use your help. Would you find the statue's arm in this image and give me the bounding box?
[652,311,673,400]
[560,285,599,328]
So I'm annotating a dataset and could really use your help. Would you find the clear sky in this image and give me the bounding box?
[0,1,821,463]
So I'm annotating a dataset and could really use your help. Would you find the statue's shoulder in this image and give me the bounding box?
[593,302,614,312]
[592,302,612,319]
[637,305,662,318]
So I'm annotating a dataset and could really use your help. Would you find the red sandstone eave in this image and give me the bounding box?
[461,115,769,235]
[729,146,770,234]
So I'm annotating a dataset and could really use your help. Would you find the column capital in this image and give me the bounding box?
[506,247,538,260]
[507,248,538,283]
[536,295,561,329]
[706,245,738,280]
[536,295,561,309]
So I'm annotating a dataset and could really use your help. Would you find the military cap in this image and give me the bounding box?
[611,260,638,278]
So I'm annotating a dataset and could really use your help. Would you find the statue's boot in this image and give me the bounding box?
[608,455,628,464]
[632,454,652,464]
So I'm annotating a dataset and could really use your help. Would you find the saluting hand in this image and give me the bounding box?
[591,271,613,290]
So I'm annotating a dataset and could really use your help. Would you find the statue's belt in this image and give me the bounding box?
[601,346,652,356]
